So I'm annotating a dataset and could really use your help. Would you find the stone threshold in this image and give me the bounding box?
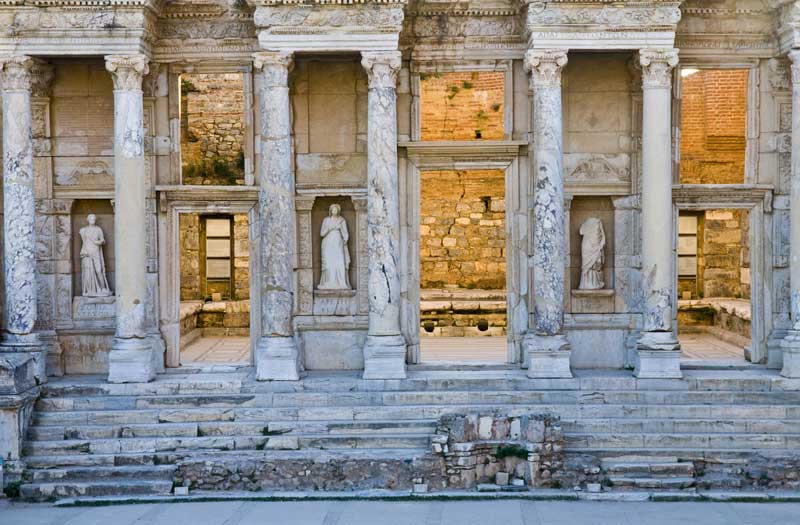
[47,489,800,508]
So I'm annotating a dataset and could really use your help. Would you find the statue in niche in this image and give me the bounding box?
[578,217,606,290]
[318,203,351,290]
[79,213,112,297]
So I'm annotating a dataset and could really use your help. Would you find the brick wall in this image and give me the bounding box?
[680,69,748,184]
[420,170,506,289]
[181,73,246,185]
[420,72,505,141]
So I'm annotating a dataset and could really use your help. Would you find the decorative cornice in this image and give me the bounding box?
[524,49,568,88]
[361,50,401,90]
[105,54,149,91]
[247,0,406,5]
[639,48,678,89]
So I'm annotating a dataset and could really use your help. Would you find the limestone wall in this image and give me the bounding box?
[180,73,246,185]
[699,210,750,299]
[419,72,505,141]
[420,170,506,290]
[680,69,748,184]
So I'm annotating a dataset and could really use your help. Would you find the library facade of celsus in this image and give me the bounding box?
[4,0,800,497]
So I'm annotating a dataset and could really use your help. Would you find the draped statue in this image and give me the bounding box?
[578,217,605,290]
[318,204,351,290]
[79,214,112,297]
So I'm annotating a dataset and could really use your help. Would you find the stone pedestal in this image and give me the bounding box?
[253,51,300,381]
[634,49,681,379]
[361,51,407,379]
[522,49,572,379]
[782,50,800,378]
[105,55,155,383]
[0,56,50,390]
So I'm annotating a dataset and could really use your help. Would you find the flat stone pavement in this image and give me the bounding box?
[2,500,799,525]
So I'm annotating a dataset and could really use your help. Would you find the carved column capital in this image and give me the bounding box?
[524,49,568,89]
[0,55,51,93]
[361,51,402,90]
[105,54,149,91]
[253,51,294,87]
[638,48,679,89]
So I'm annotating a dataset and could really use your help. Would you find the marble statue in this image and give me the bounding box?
[578,217,605,290]
[79,214,112,297]
[318,203,351,290]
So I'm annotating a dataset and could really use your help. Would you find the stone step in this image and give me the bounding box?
[601,461,695,477]
[24,464,176,483]
[19,479,174,501]
[606,476,696,490]
[561,418,800,434]
[566,432,800,450]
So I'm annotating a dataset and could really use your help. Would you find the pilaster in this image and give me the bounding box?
[105,54,156,384]
[522,49,572,379]
[361,51,407,380]
[635,48,681,379]
[253,51,301,381]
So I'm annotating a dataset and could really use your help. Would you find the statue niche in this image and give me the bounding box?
[79,213,113,297]
[318,203,351,290]
[578,217,605,290]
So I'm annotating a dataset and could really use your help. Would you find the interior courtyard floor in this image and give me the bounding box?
[180,336,250,366]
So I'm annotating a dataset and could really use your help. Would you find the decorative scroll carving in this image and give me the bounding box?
[526,3,682,28]
[361,51,401,90]
[253,51,294,85]
[524,49,568,89]
[768,58,791,91]
[638,48,678,89]
[104,54,149,92]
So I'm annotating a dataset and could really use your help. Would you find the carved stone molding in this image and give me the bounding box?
[789,50,800,86]
[361,51,401,89]
[769,57,792,91]
[524,49,568,89]
[525,2,682,29]
[638,48,678,89]
[105,54,150,91]
[0,56,50,93]
[253,51,294,86]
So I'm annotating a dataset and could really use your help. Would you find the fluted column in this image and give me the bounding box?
[253,51,300,381]
[105,55,155,383]
[635,49,681,379]
[361,51,406,380]
[781,50,800,377]
[522,49,572,379]
[0,56,51,391]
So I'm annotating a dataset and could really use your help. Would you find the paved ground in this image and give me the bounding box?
[2,499,799,524]
[679,332,746,361]
[420,336,508,363]
[181,336,250,365]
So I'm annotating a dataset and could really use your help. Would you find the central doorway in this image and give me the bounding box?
[418,169,507,364]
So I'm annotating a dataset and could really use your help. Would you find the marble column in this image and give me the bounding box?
[781,50,800,377]
[0,56,50,393]
[253,51,300,381]
[105,55,155,383]
[361,51,406,380]
[522,49,572,379]
[635,49,681,379]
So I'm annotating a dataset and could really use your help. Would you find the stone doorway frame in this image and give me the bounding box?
[400,142,529,365]
[157,186,260,368]
[672,184,773,364]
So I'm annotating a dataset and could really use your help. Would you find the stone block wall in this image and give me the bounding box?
[420,170,506,290]
[680,69,748,184]
[420,72,505,141]
[180,73,246,185]
[700,210,749,299]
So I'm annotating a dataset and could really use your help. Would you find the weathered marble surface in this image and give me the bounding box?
[522,49,572,379]
[361,51,406,379]
[105,55,155,384]
[635,49,681,379]
[253,51,300,381]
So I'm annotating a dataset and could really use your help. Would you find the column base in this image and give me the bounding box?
[363,334,407,379]
[780,330,800,378]
[523,333,572,378]
[255,336,300,381]
[634,331,682,379]
[0,333,47,393]
[108,337,156,383]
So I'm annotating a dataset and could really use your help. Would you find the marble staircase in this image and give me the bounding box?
[18,369,800,499]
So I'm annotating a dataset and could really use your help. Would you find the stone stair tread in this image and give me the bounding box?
[20,479,174,500]
[608,476,696,489]
[26,464,176,482]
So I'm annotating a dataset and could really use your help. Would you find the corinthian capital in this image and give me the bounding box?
[0,56,51,93]
[361,51,401,90]
[105,54,150,92]
[639,49,679,89]
[253,51,294,87]
[524,49,568,89]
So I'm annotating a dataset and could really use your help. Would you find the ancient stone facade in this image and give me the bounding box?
[3,0,800,500]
